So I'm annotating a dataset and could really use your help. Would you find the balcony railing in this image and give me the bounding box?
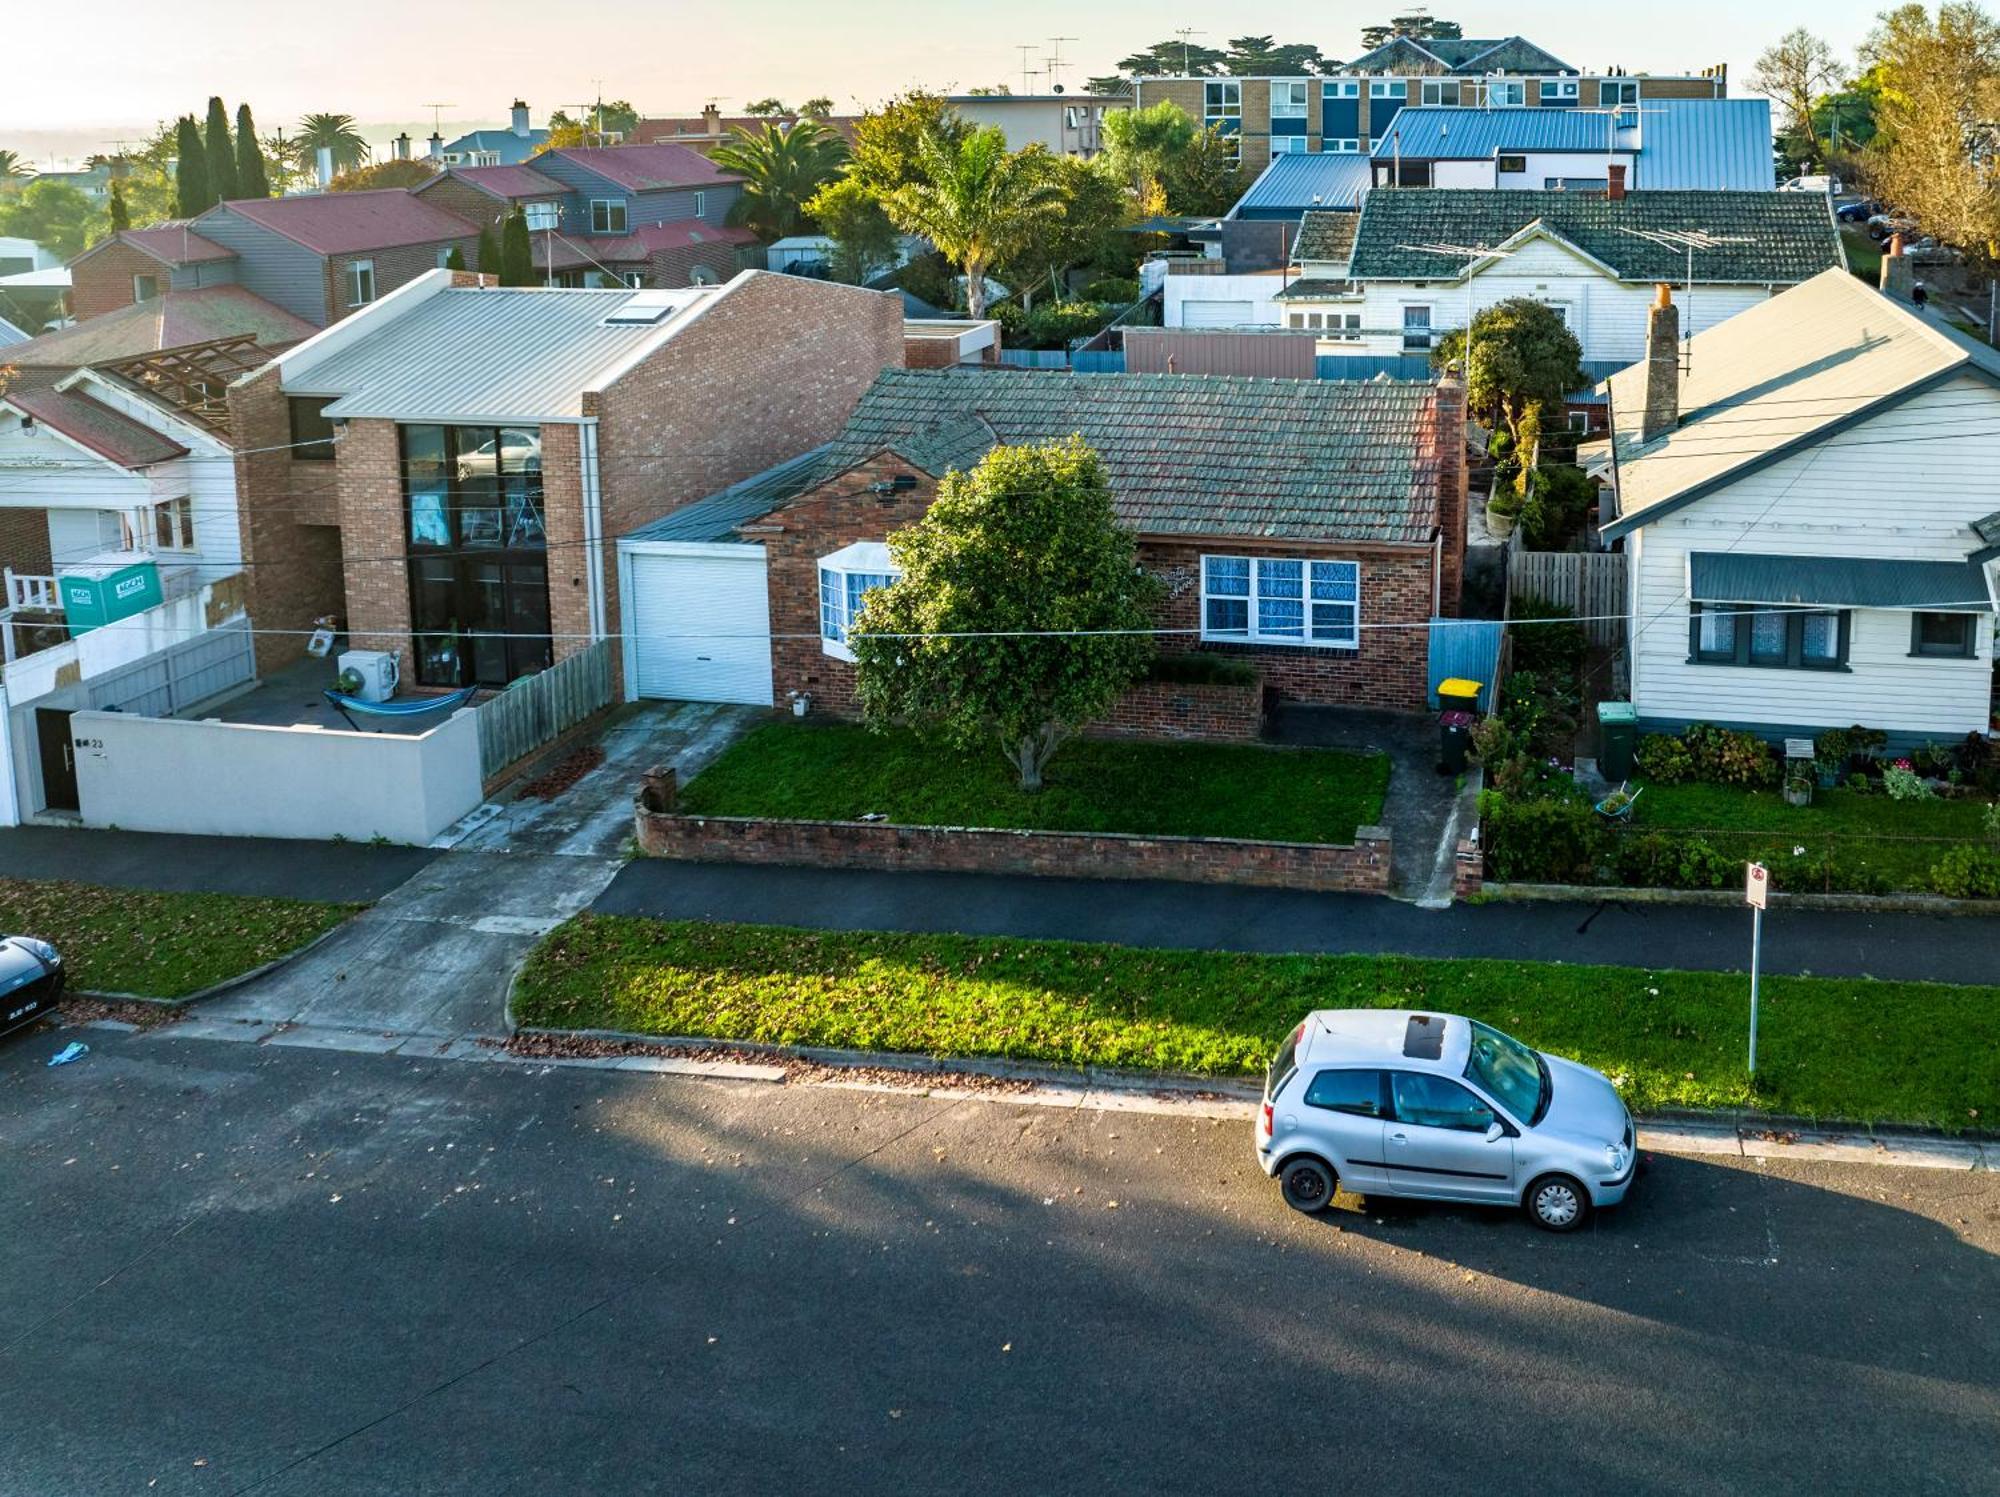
[4,569,57,613]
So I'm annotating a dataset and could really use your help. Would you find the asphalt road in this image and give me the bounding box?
[2,1027,1996,1497]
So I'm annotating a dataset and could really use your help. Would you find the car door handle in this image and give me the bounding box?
[1389,1132,1408,1145]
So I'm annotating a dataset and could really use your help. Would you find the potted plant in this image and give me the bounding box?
[1783,761,1814,807]
[1485,487,1523,539]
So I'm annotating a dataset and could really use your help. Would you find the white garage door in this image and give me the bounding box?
[1180,299,1257,328]
[626,547,774,705]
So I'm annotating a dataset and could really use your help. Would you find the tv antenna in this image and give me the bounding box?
[422,103,457,136]
[1047,36,1078,90]
[1016,45,1038,94]
[1174,28,1206,75]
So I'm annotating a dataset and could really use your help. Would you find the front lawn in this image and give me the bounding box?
[0,879,360,1000]
[677,722,1390,845]
[1634,782,1992,893]
[514,914,1999,1130]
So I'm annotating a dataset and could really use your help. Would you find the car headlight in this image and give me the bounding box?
[1605,1143,1626,1170]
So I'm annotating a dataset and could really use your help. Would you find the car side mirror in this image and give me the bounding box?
[1485,1121,1506,1144]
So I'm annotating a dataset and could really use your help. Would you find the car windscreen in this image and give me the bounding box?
[1464,1019,1545,1123]
[1266,1024,1302,1102]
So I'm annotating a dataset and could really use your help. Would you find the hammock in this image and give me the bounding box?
[322,685,478,732]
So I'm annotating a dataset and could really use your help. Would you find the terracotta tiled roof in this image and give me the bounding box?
[2,287,315,366]
[84,222,237,267]
[810,368,1446,544]
[546,144,739,192]
[422,163,569,201]
[211,189,477,255]
[530,221,758,270]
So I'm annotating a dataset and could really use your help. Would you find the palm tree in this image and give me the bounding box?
[884,127,1063,318]
[709,120,848,241]
[293,113,370,178]
[0,150,31,184]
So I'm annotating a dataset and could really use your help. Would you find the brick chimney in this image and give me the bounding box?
[1640,283,1680,444]
[1880,232,1916,301]
[1606,163,1627,201]
[702,103,722,137]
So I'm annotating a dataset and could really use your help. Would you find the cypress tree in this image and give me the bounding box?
[474,224,500,277]
[234,103,269,198]
[500,207,534,286]
[204,97,238,202]
[444,244,466,271]
[174,116,211,216]
[107,179,130,231]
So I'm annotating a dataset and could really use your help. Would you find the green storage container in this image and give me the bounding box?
[1597,700,1638,782]
[59,553,163,637]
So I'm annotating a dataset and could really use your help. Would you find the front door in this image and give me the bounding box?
[1385,1071,1517,1202]
[34,709,78,812]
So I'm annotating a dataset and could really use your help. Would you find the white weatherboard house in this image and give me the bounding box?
[1269,188,1845,370]
[1603,269,2000,746]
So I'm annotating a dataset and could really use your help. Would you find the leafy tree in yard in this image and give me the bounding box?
[107,179,130,230]
[1222,35,1329,74]
[444,244,466,271]
[173,115,209,216]
[0,180,107,260]
[1863,2,2000,261]
[883,128,1064,317]
[1360,13,1463,48]
[1431,297,1584,462]
[799,97,836,119]
[234,104,270,198]
[852,439,1161,791]
[499,207,535,286]
[204,96,238,202]
[293,113,370,177]
[708,119,847,240]
[996,155,1131,310]
[327,159,435,191]
[1749,28,1846,162]
[550,101,639,140]
[845,90,970,196]
[1161,125,1246,216]
[474,223,500,278]
[805,176,900,283]
[1101,99,1196,193]
[1117,38,1230,76]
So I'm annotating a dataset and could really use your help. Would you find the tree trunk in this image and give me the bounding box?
[1004,723,1064,792]
[965,254,988,319]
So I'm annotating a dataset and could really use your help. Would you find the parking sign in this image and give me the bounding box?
[1745,862,1768,910]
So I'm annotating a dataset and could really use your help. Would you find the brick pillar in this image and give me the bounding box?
[334,418,415,675]
[1432,367,1467,618]
[539,423,592,666]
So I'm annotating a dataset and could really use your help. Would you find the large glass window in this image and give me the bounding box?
[1601,79,1640,107]
[1401,304,1433,351]
[525,202,559,231]
[1271,81,1309,119]
[1204,80,1242,122]
[590,198,629,234]
[1201,555,1361,649]
[817,541,899,661]
[1689,603,1848,670]
[400,424,550,687]
[1488,80,1525,106]
[346,259,376,307]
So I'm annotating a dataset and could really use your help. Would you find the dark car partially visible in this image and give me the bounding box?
[0,937,63,1039]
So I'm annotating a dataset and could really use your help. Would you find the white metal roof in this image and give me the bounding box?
[1604,269,2000,535]
[289,281,726,422]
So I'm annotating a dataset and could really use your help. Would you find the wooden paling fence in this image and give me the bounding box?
[1507,542,1628,647]
[475,639,617,780]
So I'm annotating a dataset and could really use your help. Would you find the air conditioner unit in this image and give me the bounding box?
[337,649,400,704]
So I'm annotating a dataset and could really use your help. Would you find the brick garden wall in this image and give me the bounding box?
[1092,677,1263,742]
[634,802,1393,894]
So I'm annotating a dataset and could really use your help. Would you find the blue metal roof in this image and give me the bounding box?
[1372,108,1616,160]
[1634,99,1774,191]
[440,128,552,165]
[623,446,833,545]
[1689,553,1992,610]
[1229,153,1373,218]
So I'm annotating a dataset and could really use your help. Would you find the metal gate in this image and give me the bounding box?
[82,616,256,717]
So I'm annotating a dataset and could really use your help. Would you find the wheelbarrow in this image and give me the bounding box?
[1593,783,1642,821]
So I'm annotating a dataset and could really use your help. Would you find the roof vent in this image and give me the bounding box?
[603,290,684,326]
[1402,1014,1445,1060]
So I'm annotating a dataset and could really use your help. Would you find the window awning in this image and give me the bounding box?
[820,540,894,573]
[1688,553,1994,611]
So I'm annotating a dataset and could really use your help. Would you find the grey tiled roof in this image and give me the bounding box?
[1348,189,1843,284]
[811,368,1445,544]
[1273,278,1361,301]
[624,446,832,544]
[1294,211,1359,262]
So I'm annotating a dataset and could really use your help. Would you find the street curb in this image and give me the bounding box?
[72,915,364,1010]
[1482,881,2000,917]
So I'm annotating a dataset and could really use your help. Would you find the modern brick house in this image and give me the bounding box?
[413,146,757,289]
[231,267,904,689]
[70,192,481,330]
[618,368,1465,715]
[1133,35,1726,173]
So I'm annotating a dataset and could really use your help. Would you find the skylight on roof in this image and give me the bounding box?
[603,290,685,326]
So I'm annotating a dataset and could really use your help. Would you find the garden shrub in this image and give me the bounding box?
[1497,669,1579,760]
[1928,846,2000,899]
[1612,832,1734,890]
[1517,465,1598,550]
[1677,723,1779,788]
[1882,760,1935,802]
[1083,275,1140,304]
[1634,732,1696,784]
[1023,300,1112,349]
[1508,595,1589,681]
[1479,790,1609,884]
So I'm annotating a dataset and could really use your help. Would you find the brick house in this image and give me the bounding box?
[415,146,758,290]
[71,191,481,330]
[232,267,904,690]
[617,368,1464,715]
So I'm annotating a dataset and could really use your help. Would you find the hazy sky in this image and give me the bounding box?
[2,0,1895,165]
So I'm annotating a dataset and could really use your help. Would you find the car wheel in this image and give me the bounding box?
[1524,1173,1591,1233]
[1278,1156,1337,1214]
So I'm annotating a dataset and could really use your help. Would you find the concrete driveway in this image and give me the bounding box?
[198,702,755,1040]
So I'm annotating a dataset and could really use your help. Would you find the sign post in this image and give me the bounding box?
[1744,862,1768,1076]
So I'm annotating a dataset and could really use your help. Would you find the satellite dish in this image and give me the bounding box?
[1053,83,1065,93]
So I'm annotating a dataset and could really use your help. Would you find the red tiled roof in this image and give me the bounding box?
[423,163,568,201]
[211,189,477,255]
[530,220,758,270]
[72,222,236,269]
[4,371,191,470]
[631,114,859,146]
[546,143,739,192]
[2,286,316,367]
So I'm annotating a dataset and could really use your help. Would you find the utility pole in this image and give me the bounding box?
[1745,862,1767,1076]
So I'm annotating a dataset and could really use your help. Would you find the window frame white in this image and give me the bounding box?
[817,541,900,662]
[1540,79,1580,102]
[1323,79,1360,99]
[1271,81,1309,119]
[1324,137,1361,153]
[524,202,559,232]
[132,273,159,302]
[1420,79,1455,106]
[346,258,376,307]
[692,189,706,218]
[1268,136,1309,154]
[1401,303,1433,351]
[1200,554,1361,650]
[1487,80,1525,106]
[1203,80,1242,120]
[1369,80,1408,100]
[590,197,629,234]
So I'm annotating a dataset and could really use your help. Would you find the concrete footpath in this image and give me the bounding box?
[596,860,2000,986]
[0,825,434,903]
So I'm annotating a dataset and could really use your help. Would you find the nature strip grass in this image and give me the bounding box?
[515,914,1998,1132]
[0,879,361,1001]
[676,721,1391,845]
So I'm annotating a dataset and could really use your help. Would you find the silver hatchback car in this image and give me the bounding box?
[1256,1009,1636,1232]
